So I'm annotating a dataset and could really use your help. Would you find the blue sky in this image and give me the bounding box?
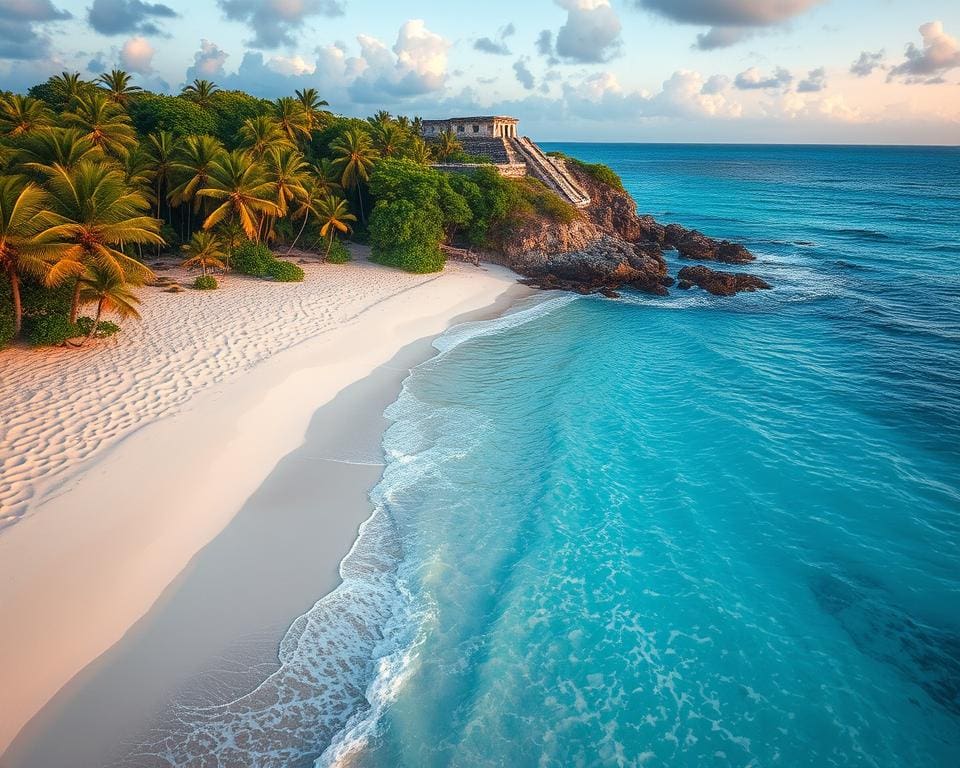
[2,0,959,143]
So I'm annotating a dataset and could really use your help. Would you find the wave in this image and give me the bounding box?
[117,290,578,768]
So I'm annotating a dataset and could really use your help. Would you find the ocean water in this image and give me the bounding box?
[137,145,960,767]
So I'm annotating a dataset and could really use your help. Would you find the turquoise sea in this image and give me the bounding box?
[145,145,960,767]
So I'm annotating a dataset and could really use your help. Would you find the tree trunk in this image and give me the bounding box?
[288,208,309,254]
[69,279,81,324]
[87,298,104,338]
[9,270,22,339]
[357,185,366,224]
[325,234,334,259]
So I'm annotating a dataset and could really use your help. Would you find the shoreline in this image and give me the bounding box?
[0,255,527,760]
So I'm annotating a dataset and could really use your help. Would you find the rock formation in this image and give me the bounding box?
[487,156,766,298]
[677,266,771,296]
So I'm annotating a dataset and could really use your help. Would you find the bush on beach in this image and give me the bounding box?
[267,260,304,282]
[193,275,218,290]
[325,240,351,264]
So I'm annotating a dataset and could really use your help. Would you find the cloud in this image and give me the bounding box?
[87,0,177,36]
[186,39,229,81]
[120,35,155,73]
[700,73,729,94]
[694,26,749,50]
[888,21,960,84]
[474,23,515,56]
[850,50,885,77]
[535,29,559,65]
[217,0,345,49]
[348,20,450,103]
[562,69,741,122]
[635,0,824,49]
[553,0,622,63]
[0,0,70,60]
[797,66,826,92]
[514,57,535,90]
[734,66,793,90]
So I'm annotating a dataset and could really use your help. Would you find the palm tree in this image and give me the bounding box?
[286,166,340,254]
[273,97,312,146]
[264,146,309,219]
[330,128,377,223]
[51,71,89,107]
[294,88,328,132]
[372,122,408,159]
[436,129,461,162]
[14,128,100,175]
[180,231,227,277]
[367,110,392,127]
[0,94,54,138]
[145,131,176,223]
[0,177,52,337]
[315,194,356,258]
[169,134,223,234]
[238,115,291,159]
[63,91,138,159]
[97,69,142,106]
[197,150,280,241]
[77,265,141,342]
[409,137,433,166]
[37,160,162,322]
[181,79,219,108]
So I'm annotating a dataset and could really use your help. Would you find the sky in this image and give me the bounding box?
[2,0,959,143]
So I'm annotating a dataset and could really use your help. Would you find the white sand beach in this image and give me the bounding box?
[0,250,521,756]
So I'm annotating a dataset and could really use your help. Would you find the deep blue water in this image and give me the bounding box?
[143,145,960,767]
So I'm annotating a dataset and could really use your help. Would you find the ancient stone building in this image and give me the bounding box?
[421,116,520,138]
[422,115,591,209]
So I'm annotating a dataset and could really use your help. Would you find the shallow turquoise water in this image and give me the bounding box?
[322,145,960,766]
[137,146,960,767]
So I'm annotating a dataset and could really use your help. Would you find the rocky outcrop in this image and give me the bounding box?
[483,156,762,297]
[677,266,771,296]
[664,226,754,264]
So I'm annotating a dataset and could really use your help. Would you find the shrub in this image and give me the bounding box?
[268,260,305,282]
[128,94,218,137]
[548,151,625,191]
[75,317,121,338]
[368,158,446,274]
[325,240,351,264]
[230,240,274,277]
[0,280,14,349]
[193,275,218,290]
[26,315,80,347]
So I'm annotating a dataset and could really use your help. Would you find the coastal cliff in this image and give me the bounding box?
[485,154,767,298]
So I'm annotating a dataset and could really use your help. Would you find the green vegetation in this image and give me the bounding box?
[325,240,351,264]
[1,70,592,349]
[547,151,625,191]
[267,260,305,282]
[193,275,218,290]
[230,240,275,277]
[76,316,121,338]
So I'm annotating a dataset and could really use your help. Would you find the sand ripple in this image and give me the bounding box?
[0,256,441,528]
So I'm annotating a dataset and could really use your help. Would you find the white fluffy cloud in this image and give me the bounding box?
[888,21,960,84]
[186,39,229,80]
[552,0,622,63]
[348,19,449,102]
[120,35,155,73]
[635,0,824,49]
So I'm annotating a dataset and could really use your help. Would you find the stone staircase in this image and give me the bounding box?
[510,137,591,208]
[458,136,512,164]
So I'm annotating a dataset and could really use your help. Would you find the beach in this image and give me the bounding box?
[0,249,524,761]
